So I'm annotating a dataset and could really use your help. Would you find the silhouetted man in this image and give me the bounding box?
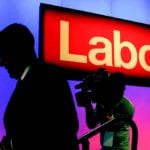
[75,70,134,150]
[0,23,79,150]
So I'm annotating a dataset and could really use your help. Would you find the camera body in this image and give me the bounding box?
[75,68,109,106]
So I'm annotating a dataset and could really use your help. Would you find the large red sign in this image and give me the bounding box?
[40,4,150,79]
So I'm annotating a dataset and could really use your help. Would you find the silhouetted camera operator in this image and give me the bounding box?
[75,69,134,150]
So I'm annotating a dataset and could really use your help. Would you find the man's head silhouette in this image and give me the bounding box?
[0,23,37,79]
[108,72,126,104]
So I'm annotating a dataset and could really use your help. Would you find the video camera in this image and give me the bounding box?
[75,68,109,106]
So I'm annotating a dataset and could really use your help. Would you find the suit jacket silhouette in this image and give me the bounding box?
[3,60,79,149]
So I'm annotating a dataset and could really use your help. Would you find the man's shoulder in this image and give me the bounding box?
[119,97,135,118]
[122,97,134,108]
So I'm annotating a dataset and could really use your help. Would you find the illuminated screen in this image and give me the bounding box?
[39,3,150,150]
[39,3,150,80]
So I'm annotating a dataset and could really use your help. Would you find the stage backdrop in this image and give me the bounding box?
[0,0,150,150]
